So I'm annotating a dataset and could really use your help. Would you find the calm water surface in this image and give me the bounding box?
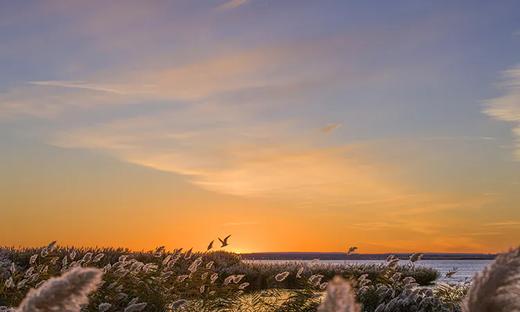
[250,259,491,283]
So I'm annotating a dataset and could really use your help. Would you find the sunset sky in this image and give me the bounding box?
[1,0,520,253]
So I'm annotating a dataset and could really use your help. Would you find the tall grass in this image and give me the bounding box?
[0,242,517,311]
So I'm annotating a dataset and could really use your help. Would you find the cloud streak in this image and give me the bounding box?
[217,0,249,10]
[28,81,127,94]
[485,221,520,227]
[221,221,259,227]
[0,43,338,118]
[483,65,520,159]
[321,123,342,134]
[50,113,399,203]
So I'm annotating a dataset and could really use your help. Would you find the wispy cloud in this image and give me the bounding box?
[421,136,496,142]
[217,0,249,10]
[221,221,259,227]
[463,232,502,237]
[47,107,492,224]
[485,221,520,227]
[28,81,127,94]
[50,116,400,203]
[483,65,520,159]
[320,123,342,134]
[0,44,332,118]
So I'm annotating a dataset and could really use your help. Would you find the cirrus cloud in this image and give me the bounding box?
[483,65,520,159]
[217,0,249,10]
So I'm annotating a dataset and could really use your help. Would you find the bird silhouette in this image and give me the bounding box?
[218,235,231,248]
[347,246,358,255]
[207,240,214,251]
[445,267,458,278]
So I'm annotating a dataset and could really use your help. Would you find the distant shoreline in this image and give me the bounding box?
[240,252,496,261]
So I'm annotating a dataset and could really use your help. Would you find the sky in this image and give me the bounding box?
[1,0,520,253]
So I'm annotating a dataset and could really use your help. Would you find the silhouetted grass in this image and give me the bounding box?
[1,243,516,312]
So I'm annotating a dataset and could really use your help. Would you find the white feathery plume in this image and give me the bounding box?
[318,276,361,312]
[223,275,234,285]
[308,274,324,286]
[16,267,102,312]
[93,253,104,263]
[275,271,290,282]
[177,275,189,282]
[296,266,304,278]
[4,277,14,289]
[162,255,172,266]
[232,274,245,284]
[463,247,520,312]
[123,303,147,312]
[98,302,111,312]
[210,272,219,284]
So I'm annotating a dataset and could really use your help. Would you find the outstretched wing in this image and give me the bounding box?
[347,246,358,255]
[223,234,231,243]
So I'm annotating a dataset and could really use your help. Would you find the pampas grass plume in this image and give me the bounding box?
[318,276,361,312]
[16,267,102,312]
[123,303,147,312]
[463,247,520,312]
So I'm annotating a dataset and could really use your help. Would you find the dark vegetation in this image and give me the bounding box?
[0,244,469,311]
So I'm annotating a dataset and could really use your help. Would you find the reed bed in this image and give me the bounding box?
[221,261,438,290]
[0,242,517,311]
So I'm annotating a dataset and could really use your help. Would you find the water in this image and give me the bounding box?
[249,259,491,283]
[409,259,490,283]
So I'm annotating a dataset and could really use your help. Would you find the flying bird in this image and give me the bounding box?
[445,267,458,278]
[207,240,214,251]
[347,246,358,255]
[219,235,231,248]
